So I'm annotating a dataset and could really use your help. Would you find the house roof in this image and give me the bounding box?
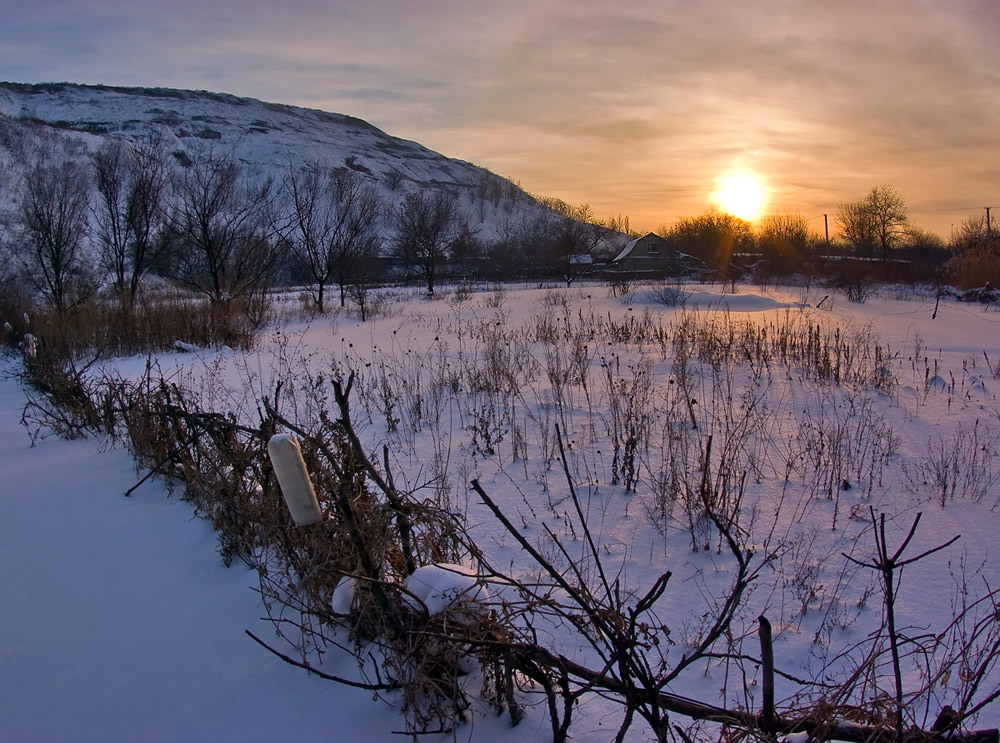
[613,237,641,263]
[613,232,667,262]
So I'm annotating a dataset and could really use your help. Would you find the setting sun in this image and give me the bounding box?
[712,170,768,221]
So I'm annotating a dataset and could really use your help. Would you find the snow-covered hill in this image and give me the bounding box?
[0,81,580,245]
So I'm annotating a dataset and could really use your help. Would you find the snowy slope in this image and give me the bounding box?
[0,81,568,244]
[0,82,484,186]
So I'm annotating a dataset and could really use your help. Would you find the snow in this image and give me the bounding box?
[330,577,356,616]
[402,564,488,616]
[0,360,404,741]
[0,82,599,249]
[652,289,799,312]
[3,282,1000,739]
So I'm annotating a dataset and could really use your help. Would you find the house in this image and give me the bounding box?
[611,233,680,274]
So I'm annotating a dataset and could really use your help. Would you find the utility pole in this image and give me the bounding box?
[987,206,992,237]
[824,214,830,257]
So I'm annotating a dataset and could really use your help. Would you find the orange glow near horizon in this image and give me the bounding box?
[711,170,769,222]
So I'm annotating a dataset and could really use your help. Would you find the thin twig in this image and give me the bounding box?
[244,629,397,690]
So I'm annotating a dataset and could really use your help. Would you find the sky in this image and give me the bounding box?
[3,0,1000,238]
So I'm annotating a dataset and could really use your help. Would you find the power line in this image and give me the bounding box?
[907,206,988,214]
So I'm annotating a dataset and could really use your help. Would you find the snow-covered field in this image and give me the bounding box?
[3,282,1000,740]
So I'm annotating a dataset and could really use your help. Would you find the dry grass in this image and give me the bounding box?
[2,290,269,361]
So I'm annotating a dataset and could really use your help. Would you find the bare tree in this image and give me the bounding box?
[838,185,909,260]
[392,190,462,295]
[483,216,528,281]
[555,206,607,286]
[948,214,1000,289]
[757,213,811,274]
[950,214,999,259]
[666,208,754,274]
[347,253,385,321]
[166,148,277,304]
[868,185,909,261]
[280,164,383,313]
[91,135,170,309]
[447,223,483,281]
[16,159,93,313]
[837,198,877,257]
[515,212,559,277]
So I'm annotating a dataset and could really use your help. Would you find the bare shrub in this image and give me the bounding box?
[600,355,652,491]
[481,284,507,310]
[464,314,538,397]
[0,275,32,353]
[19,351,104,442]
[905,419,1000,506]
[950,246,1000,290]
[791,391,897,528]
[646,281,690,307]
[615,287,636,306]
[539,287,569,311]
[448,282,474,304]
[605,274,633,300]
[829,263,877,303]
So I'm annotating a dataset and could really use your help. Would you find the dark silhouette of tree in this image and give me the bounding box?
[867,185,909,260]
[756,213,811,274]
[837,199,876,257]
[347,253,385,322]
[91,135,170,309]
[392,190,462,295]
[664,208,754,274]
[447,223,483,281]
[555,205,609,285]
[514,213,560,277]
[165,148,277,304]
[280,164,383,313]
[837,185,909,260]
[484,217,529,281]
[16,159,93,312]
[384,168,405,192]
[950,214,998,259]
[948,214,1000,288]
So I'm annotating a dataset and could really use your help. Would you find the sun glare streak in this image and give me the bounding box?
[712,170,768,221]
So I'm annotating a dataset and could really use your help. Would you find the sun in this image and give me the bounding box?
[712,170,768,221]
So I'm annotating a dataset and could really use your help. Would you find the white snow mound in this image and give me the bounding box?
[331,577,356,615]
[402,564,488,616]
